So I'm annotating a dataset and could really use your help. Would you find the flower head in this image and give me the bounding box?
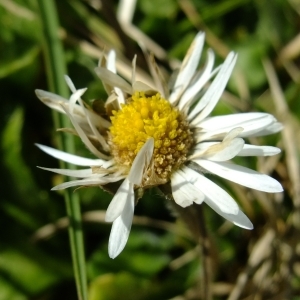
[36,32,283,259]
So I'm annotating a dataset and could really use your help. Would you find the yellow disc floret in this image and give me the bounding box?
[109,91,193,182]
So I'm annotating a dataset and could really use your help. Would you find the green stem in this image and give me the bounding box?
[37,1,88,299]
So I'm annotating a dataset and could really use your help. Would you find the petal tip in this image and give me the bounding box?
[105,213,114,223]
[274,185,284,193]
[238,219,254,230]
[35,89,42,97]
[108,251,117,259]
[248,224,254,230]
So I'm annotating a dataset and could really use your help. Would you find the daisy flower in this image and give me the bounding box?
[36,32,283,259]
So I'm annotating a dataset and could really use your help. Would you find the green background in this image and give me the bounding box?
[0,0,299,299]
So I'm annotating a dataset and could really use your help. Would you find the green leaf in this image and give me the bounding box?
[233,38,268,90]
[0,248,59,295]
[0,46,40,79]
[139,0,179,18]
[89,272,149,300]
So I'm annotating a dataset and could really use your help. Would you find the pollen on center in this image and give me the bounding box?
[109,91,193,181]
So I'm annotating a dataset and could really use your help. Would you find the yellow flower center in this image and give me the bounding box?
[109,91,193,183]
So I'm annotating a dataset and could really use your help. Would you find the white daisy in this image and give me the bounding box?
[36,32,283,259]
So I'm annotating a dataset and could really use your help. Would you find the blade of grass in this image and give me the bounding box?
[37,1,88,299]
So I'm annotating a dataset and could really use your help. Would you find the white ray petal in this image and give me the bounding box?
[238,145,281,156]
[194,131,225,144]
[107,50,117,73]
[38,167,94,178]
[62,105,109,159]
[35,89,111,129]
[178,49,215,111]
[194,114,277,143]
[108,185,135,259]
[107,50,125,106]
[105,179,133,222]
[182,166,239,214]
[195,160,283,193]
[131,55,137,84]
[193,141,217,151]
[223,127,244,141]
[177,168,206,204]
[169,32,205,104]
[191,142,219,157]
[185,167,253,229]
[36,144,105,166]
[35,89,69,114]
[204,198,253,229]
[128,138,154,185]
[115,88,125,106]
[94,67,132,94]
[69,88,87,113]
[132,81,154,92]
[190,128,244,160]
[189,52,237,124]
[64,75,76,93]
[254,121,283,136]
[171,170,204,207]
[81,110,110,152]
[147,52,168,98]
[190,142,227,159]
[202,138,244,161]
[75,99,110,152]
[51,175,125,190]
[62,78,110,151]
[195,113,275,131]
[75,106,111,130]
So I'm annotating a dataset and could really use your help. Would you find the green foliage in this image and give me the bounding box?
[139,0,179,19]
[0,0,299,299]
